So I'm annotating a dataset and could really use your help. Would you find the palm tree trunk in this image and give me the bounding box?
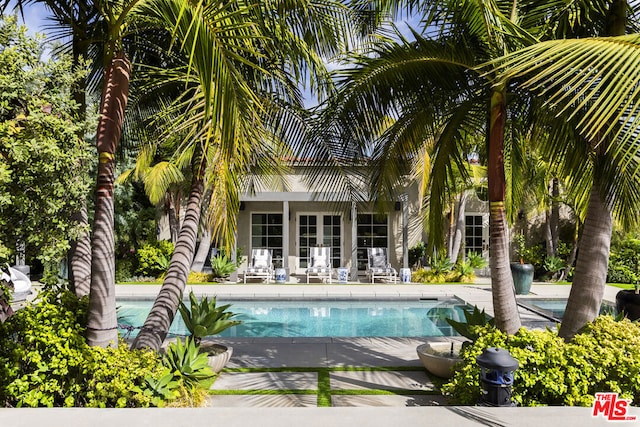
[132,174,205,351]
[450,190,468,263]
[67,33,91,297]
[559,0,624,340]
[488,88,521,334]
[551,178,560,254]
[68,202,92,296]
[191,229,212,272]
[544,210,554,257]
[559,186,612,340]
[86,52,131,348]
[561,219,580,281]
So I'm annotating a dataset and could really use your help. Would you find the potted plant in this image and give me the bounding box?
[615,239,640,320]
[178,291,242,372]
[416,305,492,378]
[510,233,534,295]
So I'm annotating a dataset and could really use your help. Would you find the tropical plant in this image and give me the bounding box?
[131,0,371,352]
[512,233,527,264]
[445,305,495,342]
[210,254,235,279]
[143,369,181,406]
[178,291,241,345]
[454,260,475,283]
[466,252,488,270]
[162,337,214,388]
[543,256,566,281]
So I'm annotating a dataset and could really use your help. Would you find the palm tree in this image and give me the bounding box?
[490,0,640,339]
[130,0,362,351]
[316,0,556,333]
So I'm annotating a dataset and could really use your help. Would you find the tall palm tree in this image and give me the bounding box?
[130,0,362,351]
[317,0,556,333]
[490,0,640,339]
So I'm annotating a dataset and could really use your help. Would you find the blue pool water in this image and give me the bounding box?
[517,297,616,320]
[117,298,470,338]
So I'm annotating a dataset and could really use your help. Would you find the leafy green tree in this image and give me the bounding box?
[0,17,92,271]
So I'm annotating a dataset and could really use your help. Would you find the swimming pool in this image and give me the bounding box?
[117,297,470,338]
[517,297,616,321]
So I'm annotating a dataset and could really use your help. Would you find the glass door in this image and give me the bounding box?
[299,214,342,269]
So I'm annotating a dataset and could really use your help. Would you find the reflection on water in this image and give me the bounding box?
[117,298,469,339]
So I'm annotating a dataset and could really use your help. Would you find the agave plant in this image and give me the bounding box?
[445,305,495,342]
[163,337,214,387]
[178,291,242,344]
[210,254,236,279]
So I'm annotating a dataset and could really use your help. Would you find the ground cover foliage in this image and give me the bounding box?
[0,287,210,407]
[442,316,640,406]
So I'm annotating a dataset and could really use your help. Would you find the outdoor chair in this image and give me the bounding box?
[366,247,397,283]
[243,249,274,283]
[306,247,333,283]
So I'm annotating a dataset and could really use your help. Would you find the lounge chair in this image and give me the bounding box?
[243,249,274,283]
[306,247,333,283]
[366,247,397,283]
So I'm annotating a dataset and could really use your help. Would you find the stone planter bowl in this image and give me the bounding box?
[416,340,463,379]
[200,343,233,373]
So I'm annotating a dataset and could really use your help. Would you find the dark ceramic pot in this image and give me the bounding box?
[616,290,640,321]
[510,262,534,295]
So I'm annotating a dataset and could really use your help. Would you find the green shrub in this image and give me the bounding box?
[442,316,640,406]
[0,288,178,407]
[412,267,459,283]
[607,237,640,285]
[408,242,427,268]
[187,271,215,283]
[136,240,174,278]
[115,257,135,282]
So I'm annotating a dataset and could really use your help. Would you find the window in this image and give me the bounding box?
[356,213,388,270]
[464,214,484,256]
[251,213,283,260]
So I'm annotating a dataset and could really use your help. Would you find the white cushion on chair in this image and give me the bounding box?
[370,255,387,268]
[312,255,328,268]
[253,254,270,268]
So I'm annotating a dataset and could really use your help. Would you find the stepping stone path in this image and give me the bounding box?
[208,369,448,407]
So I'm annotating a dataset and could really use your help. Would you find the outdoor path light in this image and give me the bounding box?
[476,347,519,406]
